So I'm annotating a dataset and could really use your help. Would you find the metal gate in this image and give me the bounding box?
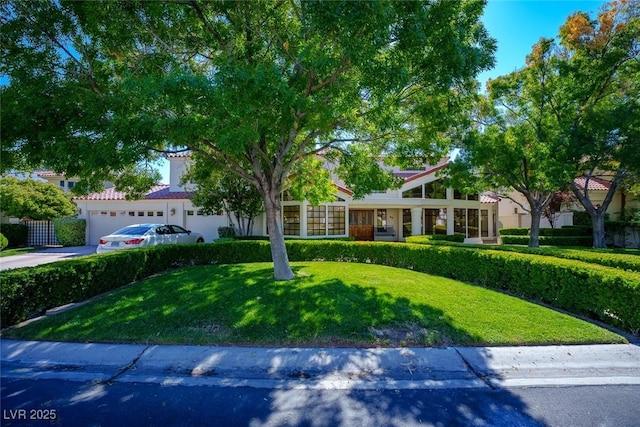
[23,220,59,246]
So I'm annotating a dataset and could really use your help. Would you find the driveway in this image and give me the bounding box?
[0,246,97,271]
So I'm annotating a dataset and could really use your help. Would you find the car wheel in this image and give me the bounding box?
[197,238,204,243]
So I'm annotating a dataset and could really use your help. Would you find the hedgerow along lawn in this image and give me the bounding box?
[4,262,625,347]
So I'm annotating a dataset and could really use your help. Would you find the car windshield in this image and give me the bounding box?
[112,225,155,236]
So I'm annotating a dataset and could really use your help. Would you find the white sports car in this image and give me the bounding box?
[96,223,205,254]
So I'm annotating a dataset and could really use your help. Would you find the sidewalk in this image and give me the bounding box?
[0,246,97,271]
[2,340,639,390]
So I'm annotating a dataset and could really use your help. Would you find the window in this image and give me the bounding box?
[402,185,422,198]
[468,209,479,238]
[376,209,387,232]
[424,208,446,235]
[455,189,479,201]
[454,208,466,234]
[68,181,76,189]
[283,205,300,236]
[402,209,412,237]
[186,210,195,216]
[328,206,345,235]
[60,180,65,188]
[129,212,135,217]
[147,211,154,216]
[481,210,489,237]
[110,211,116,217]
[307,206,326,236]
[138,211,144,217]
[425,180,446,199]
[157,211,164,217]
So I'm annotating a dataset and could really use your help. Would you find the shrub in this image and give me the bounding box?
[406,234,465,244]
[0,233,8,251]
[1,241,638,334]
[53,218,86,246]
[501,235,592,246]
[499,228,529,236]
[0,223,28,248]
[217,226,236,239]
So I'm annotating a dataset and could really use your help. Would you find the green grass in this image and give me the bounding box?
[406,237,640,272]
[4,262,625,347]
[0,247,36,258]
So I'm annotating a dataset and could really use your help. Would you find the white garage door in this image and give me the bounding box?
[88,210,166,245]
[184,210,229,243]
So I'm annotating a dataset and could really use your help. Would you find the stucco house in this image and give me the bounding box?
[497,176,639,231]
[70,154,500,245]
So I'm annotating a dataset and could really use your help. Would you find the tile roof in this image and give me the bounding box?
[73,185,193,201]
[480,192,500,204]
[574,176,612,191]
[36,170,62,178]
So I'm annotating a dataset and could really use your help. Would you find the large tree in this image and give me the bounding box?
[0,177,77,220]
[1,0,494,279]
[558,0,640,247]
[450,0,639,248]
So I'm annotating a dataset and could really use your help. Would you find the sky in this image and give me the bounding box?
[156,0,607,184]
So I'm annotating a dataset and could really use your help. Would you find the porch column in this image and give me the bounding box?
[411,208,422,236]
[446,207,455,235]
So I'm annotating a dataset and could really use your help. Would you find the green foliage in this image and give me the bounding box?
[0,233,8,251]
[217,226,236,239]
[0,177,77,220]
[499,228,529,236]
[185,156,264,236]
[501,236,592,247]
[0,223,28,248]
[405,234,466,244]
[52,218,86,247]
[572,211,593,226]
[1,0,495,279]
[2,241,638,334]
[500,227,593,237]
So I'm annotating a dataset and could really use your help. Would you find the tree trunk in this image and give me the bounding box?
[263,192,295,280]
[591,211,607,248]
[528,207,542,248]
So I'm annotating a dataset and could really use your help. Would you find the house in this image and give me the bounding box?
[73,154,500,245]
[497,176,640,231]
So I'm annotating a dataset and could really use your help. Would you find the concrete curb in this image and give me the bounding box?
[2,340,639,390]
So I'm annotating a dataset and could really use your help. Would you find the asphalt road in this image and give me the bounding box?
[2,377,639,427]
[0,246,97,271]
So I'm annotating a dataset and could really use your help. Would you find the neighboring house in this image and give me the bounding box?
[71,154,500,245]
[497,176,640,230]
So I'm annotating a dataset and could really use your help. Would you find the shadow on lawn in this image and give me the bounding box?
[5,263,482,347]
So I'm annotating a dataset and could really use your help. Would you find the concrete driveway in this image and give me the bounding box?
[0,246,97,271]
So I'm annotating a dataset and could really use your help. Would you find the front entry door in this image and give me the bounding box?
[349,210,374,241]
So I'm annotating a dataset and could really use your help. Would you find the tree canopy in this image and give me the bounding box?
[0,177,78,220]
[1,0,495,278]
[450,0,639,248]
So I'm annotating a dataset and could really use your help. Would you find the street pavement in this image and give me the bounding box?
[2,340,639,390]
[0,246,97,271]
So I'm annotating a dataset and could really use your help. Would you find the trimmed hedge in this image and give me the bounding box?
[1,241,638,334]
[499,227,593,237]
[53,218,86,247]
[406,234,465,244]
[501,235,593,247]
[0,233,8,251]
[0,223,28,248]
[499,228,529,236]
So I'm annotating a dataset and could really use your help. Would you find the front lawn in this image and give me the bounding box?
[0,247,36,258]
[3,262,625,347]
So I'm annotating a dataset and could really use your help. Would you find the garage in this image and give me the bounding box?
[184,209,229,243]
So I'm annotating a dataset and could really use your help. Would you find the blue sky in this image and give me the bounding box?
[157,0,607,183]
[477,0,606,86]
